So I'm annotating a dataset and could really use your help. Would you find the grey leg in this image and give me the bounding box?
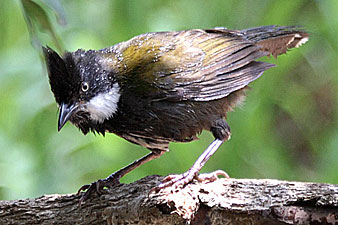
[155,139,228,191]
[79,150,165,203]
[154,119,231,191]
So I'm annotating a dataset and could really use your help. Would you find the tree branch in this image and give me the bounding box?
[0,176,337,224]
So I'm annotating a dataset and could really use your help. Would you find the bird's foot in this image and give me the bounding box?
[77,173,120,204]
[195,170,230,182]
[151,169,229,193]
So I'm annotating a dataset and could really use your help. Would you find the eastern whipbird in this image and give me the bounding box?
[43,25,309,202]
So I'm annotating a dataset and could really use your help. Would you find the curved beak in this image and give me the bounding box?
[58,103,79,131]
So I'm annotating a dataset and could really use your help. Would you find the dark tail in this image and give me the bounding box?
[241,25,309,57]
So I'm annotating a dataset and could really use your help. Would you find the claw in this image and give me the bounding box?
[77,184,91,195]
[78,174,120,204]
[150,169,229,195]
[196,170,229,182]
[78,181,100,205]
[149,139,228,195]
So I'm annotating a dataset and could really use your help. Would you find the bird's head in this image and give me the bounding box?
[43,47,121,134]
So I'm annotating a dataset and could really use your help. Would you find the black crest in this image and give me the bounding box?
[43,47,80,105]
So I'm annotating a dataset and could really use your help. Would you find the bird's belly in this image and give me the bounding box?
[108,88,247,143]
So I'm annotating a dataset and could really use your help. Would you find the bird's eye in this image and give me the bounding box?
[81,82,89,92]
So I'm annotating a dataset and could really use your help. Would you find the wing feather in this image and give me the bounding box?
[105,26,307,101]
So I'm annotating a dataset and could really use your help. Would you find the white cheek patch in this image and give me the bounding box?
[86,83,120,123]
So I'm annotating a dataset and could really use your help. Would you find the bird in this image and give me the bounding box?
[43,25,309,201]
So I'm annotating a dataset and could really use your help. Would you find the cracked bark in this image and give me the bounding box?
[0,175,337,225]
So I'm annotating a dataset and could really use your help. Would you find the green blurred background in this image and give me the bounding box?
[0,0,337,200]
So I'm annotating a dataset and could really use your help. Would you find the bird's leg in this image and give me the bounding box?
[154,139,227,191]
[78,149,165,203]
[154,119,231,191]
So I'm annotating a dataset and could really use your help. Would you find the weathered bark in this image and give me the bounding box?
[0,175,337,225]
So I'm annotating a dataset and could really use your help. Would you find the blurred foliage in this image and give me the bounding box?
[20,0,64,53]
[0,0,337,200]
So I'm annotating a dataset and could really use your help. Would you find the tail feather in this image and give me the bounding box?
[241,25,309,57]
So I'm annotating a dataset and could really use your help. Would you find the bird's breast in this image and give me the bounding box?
[97,88,247,143]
